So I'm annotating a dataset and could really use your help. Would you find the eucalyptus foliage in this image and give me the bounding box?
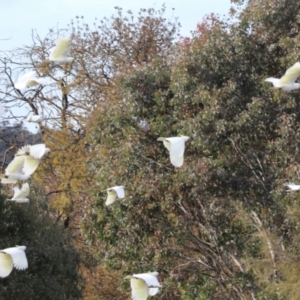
[85,0,300,299]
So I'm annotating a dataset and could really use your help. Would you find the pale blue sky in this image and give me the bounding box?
[1,0,231,51]
[0,0,232,132]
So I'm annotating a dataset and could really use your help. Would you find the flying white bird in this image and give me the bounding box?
[14,71,49,90]
[1,144,50,184]
[265,62,300,91]
[16,143,50,175]
[157,136,189,167]
[0,246,28,278]
[49,37,74,64]
[8,183,30,203]
[106,186,125,205]
[125,272,161,300]
[17,143,50,159]
[1,156,30,184]
[283,182,300,191]
[23,115,43,123]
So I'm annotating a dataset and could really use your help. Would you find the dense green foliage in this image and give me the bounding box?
[0,188,81,299]
[3,0,300,299]
[0,5,179,300]
[84,0,300,299]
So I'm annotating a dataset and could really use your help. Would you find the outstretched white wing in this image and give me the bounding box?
[106,189,117,205]
[5,156,25,174]
[0,252,13,277]
[280,62,300,85]
[157,137,171,151]
[29,144,48,159]
[106,186,125,205]
[16,145,31,156]
[130,277,149,300]
[113,186,125,198]
[126,272,160,300]
[49,37,73,63]
[23,156,40,175]
[17,144,50,160]
[14,71,49,89]
[158,136,189,167]
[1,247,28,270]
[14,71,37,89]
[133,273,161,288]
[149,287,159,296]
[25,115,44,123]
[283,182,300,191]
[12,183,30,200]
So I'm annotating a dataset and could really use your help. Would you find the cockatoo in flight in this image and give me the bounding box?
[265,62,300,91]
[8,183,30,203]
[49,37,74,64]
[157,136,189,167]
[0,155,31,184]
[16,143,50,175]
[1,144,50,184]
[105,186,125,205]
[125,272,161,300]
[14,71,49,89]
[283,182,300,191]
[23,115,43,123]
[0,246,28,278]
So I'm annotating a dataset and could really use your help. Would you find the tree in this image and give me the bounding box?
[0,5,179,299]
[0,188,81,299]
[84,0,300,299]
[0,4,179,228]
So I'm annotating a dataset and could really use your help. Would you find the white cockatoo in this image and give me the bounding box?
[1,156,31,184]
[14,71,49,89]
[105,186,125,205]
[1,144,50,184]
[0,246,28,278]
[16,143,50,175]
[23,114,43,123]
[265,62,300,91]
[49,37,74,64]
[16,143,50,159]
[8,183,30,203]
[283,182,300,191]
[125,272,161,300]
[157,136,189,167]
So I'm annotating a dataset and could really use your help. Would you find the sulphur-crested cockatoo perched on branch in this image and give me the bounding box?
[265,62,300,91]
[23,114,43,123]
[283,182,300,191]
[125,272,161,300]
[49,37,74,64]
[0,246,28,278]
[14,71,49,89]
[157,136,189,167]
[8,183,30,203]
[106,186,125,205]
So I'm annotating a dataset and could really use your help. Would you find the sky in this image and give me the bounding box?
[0,0,232,51]
[0,0,232,131]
